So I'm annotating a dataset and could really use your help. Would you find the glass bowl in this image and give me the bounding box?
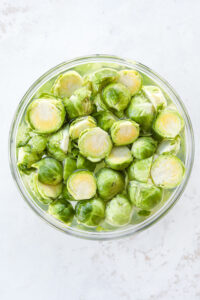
[9,54,195,240]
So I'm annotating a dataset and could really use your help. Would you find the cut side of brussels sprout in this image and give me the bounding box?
[128,181,162,210]
[111,120,139,146]
[78,127,112,162]
[77,154,96,172]
[157,136,181,155]
[47,125,70,161]
[63,157,77,181]
[26,97,66,134]
[153,109,184,139]
[48,198,74,224]
[88,68,119,94]
[128,156,153,183]
[118,70,142,95]
[142,85,167,110]
[75,198,105,227]
[94,111,118,132]
[105,194,132,226]
[17,146,41,172]
[16,122,31,147]
[69,116,97,140]
[28,135,47,154]
[52,71,83,98]
[96,168,125,200]
[67,170,96,200]
[103,83,131,112]
[151,154,185,189]
[105,146,133,170]
[131,137,157,159]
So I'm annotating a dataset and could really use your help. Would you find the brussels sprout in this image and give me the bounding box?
[157,136,181,155]
[128,181,162,210]
[151,154,185,189]
[94,111,118,132]
[16,122,31,147]
[152,109,184,139]
[26,97,66,134]
[62,184,74,201]
[105,146,133,170]
[77,154,96,172]
[96,168,125,200]
[127,156,153,183]
[118,70,142,95]
[131,137,157,159]
[102,83,131,112]
[63,87,94,119]
[33,157,63,185]
[63,157,77,181]
[17,146,41,172]
[111,120,139,146]
[126,93,155,132]
[94,93,108,111]
[78,127,112,162]
[88,68,119,94]
[105,194,132,226]
[28,135,47,154]
[47,125,70,161]
[69,116,97,140]
[67,170,96,200]
[52,71,83,98]
[48,198,74,224]
[75,198,105,226]
[142,85,167,111]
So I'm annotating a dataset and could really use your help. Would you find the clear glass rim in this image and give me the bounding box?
[8,54,195,240]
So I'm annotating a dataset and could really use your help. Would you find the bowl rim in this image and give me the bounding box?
[9,54,195,240]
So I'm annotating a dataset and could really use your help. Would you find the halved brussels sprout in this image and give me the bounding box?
[102,83,131,111]
[48,198,74,224]
[77,154,96,172]
[142,85,167,110]
[47,125,70,161]
[67,170,96,200]
[94,93,108,112]
[17,146,41,172]
[127,156,153,183]
[105,146,133,170]
[94,111,118,132]
[118,70,142,95]
[69,116,97,140]
[126,93,155,132]
[96,168,125,200]
[157,136,181,155]
[151,154,185,189]
[28,135,47,154]
[75,198,105,227]
[63,87,94,119]
[52,71,83,98]
[105,194,132,226]
[153,109,184,139]
[111,120,139,146]
[131,137,157,159]
[63,157,77,181]
[78,127,112,162]
[26,97,66,134]
[16,122,31,147]
[88,68,119,94]
[33,157,63,185]
[128,181,162,210]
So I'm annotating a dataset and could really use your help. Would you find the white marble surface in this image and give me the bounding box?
[0,0,200,299]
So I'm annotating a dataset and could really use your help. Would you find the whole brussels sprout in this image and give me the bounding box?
[157,136,181,155]
[69,116,97,140]
[26,96,66,134]
[47,125,70,161]
[77,154,96,172]
[63,87,94,119]
[28,134,47,154]
[128,181,162,210]
[67,170,97,200]
[33,157,63,185]
[16,122,31,147]
[17,146,41,172]
[152,109,184,139]
[126,93,155,132]
[151,154,185,189]
[105,146,133,170]
[111,120,139,146]
[118,70,142,96]
[131,137,157,159]
[52,71,83,98]
[94,111,118,132]
[102,83,131,112]
[105,194,132,226]
[142,85,167,111]
[63,157,77,181]
[127,156,153,183]
[48,198,74,224]
[78,127,112,162]
[96,168,125,200]
[75,198,105,227]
